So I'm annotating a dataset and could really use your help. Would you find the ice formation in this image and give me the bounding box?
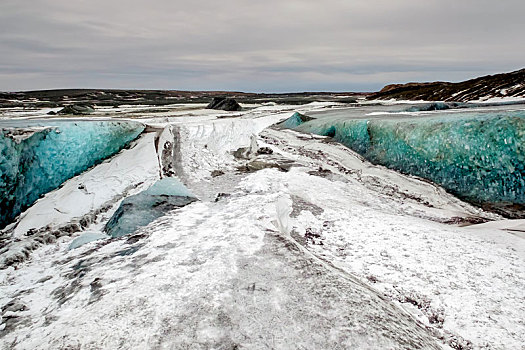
[0,121,144,228]
[401,100,525,113]
[283,110,525,206]
[68,232,108,250]
[404,102,459,112]
[105,177,197,237]
[277,111,314,129]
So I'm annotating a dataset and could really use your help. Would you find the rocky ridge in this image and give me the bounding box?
[369,68,525,102]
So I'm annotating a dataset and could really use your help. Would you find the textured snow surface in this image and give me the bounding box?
[259,129,524,349]
[1,103,524,350]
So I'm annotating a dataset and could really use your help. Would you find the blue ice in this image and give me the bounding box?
[105,177,197,238]
[0,120,144,228]
[281,110,525,206]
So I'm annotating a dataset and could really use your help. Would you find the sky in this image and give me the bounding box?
[1,0,524,93]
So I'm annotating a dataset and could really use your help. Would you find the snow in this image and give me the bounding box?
[242,128,524,349]
[172,110,291,182]
[0,176,443,349]
[466,219,525,239]
[474,96,525,103]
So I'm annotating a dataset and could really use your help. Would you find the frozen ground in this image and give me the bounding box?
[0,102,524,349]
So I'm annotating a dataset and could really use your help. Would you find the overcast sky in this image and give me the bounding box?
[1,0,524,92]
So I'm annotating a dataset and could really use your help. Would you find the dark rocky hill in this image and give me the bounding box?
[0,89,365,109]
[369,68,525,102]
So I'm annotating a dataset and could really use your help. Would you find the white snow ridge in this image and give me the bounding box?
[1,103,524,350]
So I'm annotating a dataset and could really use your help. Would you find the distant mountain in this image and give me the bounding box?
[2,69,524,106]
[369,68,525,102]
[0,89,364,108]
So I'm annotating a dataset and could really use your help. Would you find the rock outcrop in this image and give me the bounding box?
[206,97,242,111]
[369,68,525,102]
[57,104,95,115]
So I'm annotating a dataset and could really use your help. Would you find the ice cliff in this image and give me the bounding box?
[0,121,144,228]
[280,110,525,209]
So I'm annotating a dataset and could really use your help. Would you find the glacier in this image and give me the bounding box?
[400,100,525,113]
[1,101,524,350]
[105,177,197,237]
[281,110,525,209]
[0,120,144,228]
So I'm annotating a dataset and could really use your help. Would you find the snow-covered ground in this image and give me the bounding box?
[258,128,524,349]
[1,103,524,349]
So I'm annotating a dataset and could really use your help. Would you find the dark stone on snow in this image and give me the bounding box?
[0,299,30,335]
[57,104,95,115]
[2,299,27,313]
[233,147,252,160]
[257,147,274,155]
[246,160,280,172]
[233,135,259,160]
[215,193,231,202]
[206,97,242,111]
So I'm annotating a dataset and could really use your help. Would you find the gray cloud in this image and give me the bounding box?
[0,0,524,92]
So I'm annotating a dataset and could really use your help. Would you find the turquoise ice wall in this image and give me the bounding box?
[285,111,525,205]
[0,121,144,228]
